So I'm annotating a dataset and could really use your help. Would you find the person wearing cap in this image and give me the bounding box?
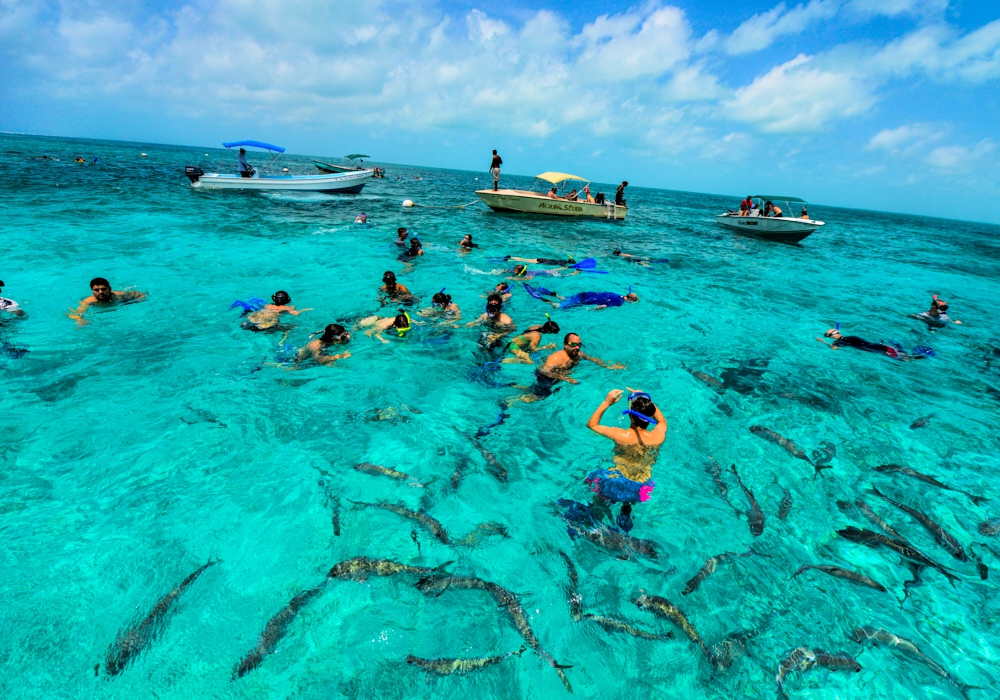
[911,295,962,329]
[68,277,146,326]
[0,280,24,317]
[238,148,252,178]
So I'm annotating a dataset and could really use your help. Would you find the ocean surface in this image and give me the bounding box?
[2,132,999,699]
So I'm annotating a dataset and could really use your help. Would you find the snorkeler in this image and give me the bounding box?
[68,277,146,326]
[242,291,311,333]
[465,294,514,328]
[585,388,666,532]
[420,289,461,319]
[816,327,932,361]
[459,234,479,250]
[0,280,24,317]
[612,248,669,267]
[505,263,577,280]
[398,237,424,270]
[394,227,409,246]
[380,271,416,305]
[359,309,413,344]
[355,212,369,224]
[502,315,560,364]
[487,282,513,304]
[295,324,351,366]
[911,295,962,329]
[551,289,639,310]
[505,255,576,266]
[518,333,625,402]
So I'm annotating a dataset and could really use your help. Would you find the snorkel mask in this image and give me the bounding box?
[272,291,291,305]
[622,391,658,426]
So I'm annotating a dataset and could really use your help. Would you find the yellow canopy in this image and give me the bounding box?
[535,171,589,184]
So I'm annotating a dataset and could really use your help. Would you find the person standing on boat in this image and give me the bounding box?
[238,148,252,178]
[615,181,628,206]
[489,150,502,191]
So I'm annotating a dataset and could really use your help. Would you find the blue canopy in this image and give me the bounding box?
[222,140,285,153]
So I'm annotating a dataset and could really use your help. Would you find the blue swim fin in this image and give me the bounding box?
[570,257,597,269]
[522,283,556,300]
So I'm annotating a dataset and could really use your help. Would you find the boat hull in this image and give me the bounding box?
[313,160,362,173]
[476,189,626,220]
[716,214,823,243]
[191,170,372,193]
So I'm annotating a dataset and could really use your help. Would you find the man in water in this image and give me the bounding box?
[243,291,311,332]
[0,280,24,317]
[489,282,512,304]
[359,310,413,343]
[816,328,929,361]
[380,271,416,305]
[489,149,502,191]
[615,181,628,206]
[464,295,515,348]
[911,295,962,329]
[585,388,666,531]
[521,333,625,401]
[295,324,351,366]
[459,234,478,250]
[550,289,639,310]
[68,277,146,326]
[238,148,252,178]
[420,289,461,319]
[394,228,409,246]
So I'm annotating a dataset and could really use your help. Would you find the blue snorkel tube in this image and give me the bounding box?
[621,391,657,425]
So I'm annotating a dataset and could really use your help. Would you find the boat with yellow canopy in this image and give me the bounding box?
[476,172,627,220]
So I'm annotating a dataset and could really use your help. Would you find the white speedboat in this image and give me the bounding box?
[476,172,627,220]
[185,141,372,193]
[716,196,823,243]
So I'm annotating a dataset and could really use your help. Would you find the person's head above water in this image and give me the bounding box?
[320,323,350,344]
[90,277,113,301]
[393,309,412,335]
[396,227,408,239]
[824,328,842,340]
[486,294,503,316]
[528,316,560,335]
[239,148,246,154]
[495,282,510,293]
[432,290,452,307]
[623,391,657,429]
[613,248,622,256]
[564,333,582,358]
[271,290,291,306]
[410,237,422,250]
[624,292,639,302]
[382,271,397,288]
[513,264,528,277]
[932,295,949,313]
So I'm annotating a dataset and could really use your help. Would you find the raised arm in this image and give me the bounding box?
[587,389,623,438]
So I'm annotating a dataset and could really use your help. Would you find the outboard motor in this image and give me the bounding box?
[184,165,204,183]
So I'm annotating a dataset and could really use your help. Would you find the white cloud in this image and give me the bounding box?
[578,6,692,81]
[724,0,840,56]
[927,139,995,170]
[725,54,874,132]
[847,0,948,18]
[866,123,942,152]
[869,21,1000,83]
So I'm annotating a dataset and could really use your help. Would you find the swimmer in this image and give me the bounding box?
[359,309,413,344]
[552,289,639,311]
[516,333,625,403]
[505,264,577,280]
[355,212,368,224]
[612,248,668,267]
[394,227,409,246]
[380,271,416,305]
[506,255,577,266]
[0,280,25,317]
[419,289,461,319]
[585,388,666,532]
[502,316,559,364]
[398,237,424,270]
[68,277,146,326]
[911,295,962,329]
[459,234,479,250]
[242,291,311,333]
[816,328,930,361]
[465,294,513,328]
[295,324,351,366]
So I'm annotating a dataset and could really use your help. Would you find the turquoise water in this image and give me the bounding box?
[2,132,999,699]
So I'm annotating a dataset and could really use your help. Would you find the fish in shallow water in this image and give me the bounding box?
[810,441,836,466]
[406,647,525,676]
[458,430,509,482]
[775,647,860,699]
[326,556,452,581]
[180,403,227,428]
[980,517,1000,536]
[683,364,724,392]
[792,564,887,592]
[682,549,755,595]
[583,613,673,641]
[775,480,793,520]
[851,626,980,699]
[749,426,825,476]
[706,459,737,513]
[854,499,905,540]
[349,499,451,544]
[968,545,989,580]
[875,464,988,506]
[837,527,960,586]
[353,462,410,481]
[634,594,712,661]
[567,521,660,560]
[910,414,932,429]
[105,560,218,676]
[559,550,583,621]
[730,463,765,537]
[233,581,326,679]
[454,521,510,546]
[869,485,967,562]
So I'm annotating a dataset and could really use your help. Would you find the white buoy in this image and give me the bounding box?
[474,177,478,180]
[205,154,208,156]
[282,168,289,172]
[402,199,414,207]
[141,153,147,157]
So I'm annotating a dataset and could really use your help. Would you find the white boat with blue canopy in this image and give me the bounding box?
[184,141,372,193]
[716,195,824,243]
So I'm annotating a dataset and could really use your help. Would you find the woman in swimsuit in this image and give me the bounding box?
[459,234,478,251]
[585,388,667,532]
[295,324,351,366]
[243,291,311,332]
[420,290,461,319]
[502,317,559,364]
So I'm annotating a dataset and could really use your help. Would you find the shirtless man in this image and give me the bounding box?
[546,186,561,200]
[68,277,146,326]
[242,291,311,332]
[380,271,416,305]
[295,324,351,366]
[394,228,409,246]
[520,332,624,401]
[585,388,667,531]
[359,310,413,344]
[502,316,559,364]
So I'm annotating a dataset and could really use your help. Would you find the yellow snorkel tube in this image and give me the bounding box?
[395,310,412,337]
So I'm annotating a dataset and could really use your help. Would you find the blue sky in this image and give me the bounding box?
[2,0,998,221]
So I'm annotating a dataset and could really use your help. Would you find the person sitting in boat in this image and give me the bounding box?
[800,207,809,219]
[295,324,351,366]
[761,200,773,217]
[237,148,253,178]
[738,200,750,216]
[911,295,962,329]
[566,188,579,202]
[546,186,562,200]
[380,271,416,305]
[771,203,783,217]
[583,185,596,203]
[740,195,753,212]
[459,234,478,250]
[355,212,368,224]
[395,227,409,246]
